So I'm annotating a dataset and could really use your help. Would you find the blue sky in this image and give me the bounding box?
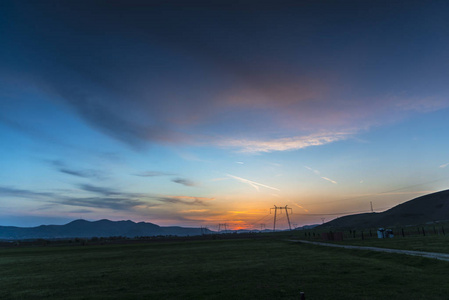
[1,0,449,229]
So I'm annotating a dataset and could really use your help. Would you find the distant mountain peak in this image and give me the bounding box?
[68,219,89,224]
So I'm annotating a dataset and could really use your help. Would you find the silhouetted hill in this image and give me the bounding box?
[0,219,212,240]
[320,189,449,229]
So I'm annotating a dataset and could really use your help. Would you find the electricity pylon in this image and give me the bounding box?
[218,223,228,233]
[270,205,293,231]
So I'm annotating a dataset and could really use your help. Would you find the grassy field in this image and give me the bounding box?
[321,235,449,254]
[1,236,449,299]
[293,225,449,254]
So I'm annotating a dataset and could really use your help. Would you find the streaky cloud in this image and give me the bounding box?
[179,209,209,213]
[220,132,352,153]
[305,166,337,184]
[321,177,338,184]
[172,178,197,187]
[134,171,176,177]
[0,186,55,199]
[49,160,103,179]
[305,166,320,176]
[55,197,150,211]
[227,174,280,192]
[78,184,122,196]
[0,186,150,211]
[157,196,207,206]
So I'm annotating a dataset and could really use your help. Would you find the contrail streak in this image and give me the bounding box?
[226,174,280,191]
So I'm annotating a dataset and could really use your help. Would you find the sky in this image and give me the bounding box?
[1,0,449,230]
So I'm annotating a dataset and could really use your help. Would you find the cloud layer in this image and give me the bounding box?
[3,1,448,153]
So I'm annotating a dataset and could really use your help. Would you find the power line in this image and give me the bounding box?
[251,213,272,224]
[293,209,372,216]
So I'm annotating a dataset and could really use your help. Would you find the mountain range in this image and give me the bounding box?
[321,189,449,229]
[0,219,212,240]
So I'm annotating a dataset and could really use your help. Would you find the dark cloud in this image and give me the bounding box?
[157,197,206,206]
[172,178,197,187]
[133,171,176,177]
[4,1,448,152]
[58,93,180,150]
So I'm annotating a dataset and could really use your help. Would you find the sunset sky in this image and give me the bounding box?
[1,1,449,230]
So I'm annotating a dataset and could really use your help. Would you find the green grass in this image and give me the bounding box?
[1,238,449,299]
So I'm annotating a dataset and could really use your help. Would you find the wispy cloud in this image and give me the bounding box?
[305,166,320,176]
[220,132,351,153]
[439,163,449,168]
[78,184,122,196]
[179,209,209,213]
[0,186,55,199]
[395,96,449,113]
[56,90,192,150]
[69,209,93,214]
[210,177,228,182]
[49,160,103,179]
[55,197,150,211]
[157,196,210,206]
[172,178,197,187]
[226,174,280,191]
[133,171,176,177]
[0,185,154,211]
[320,177,338,184]
[1,184,214,214]
[292,203,309,213]
[305,166,337,184]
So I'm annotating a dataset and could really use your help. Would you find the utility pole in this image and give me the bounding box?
[270,205,293,231]
[260,223,266,231]
[370,201,374,213]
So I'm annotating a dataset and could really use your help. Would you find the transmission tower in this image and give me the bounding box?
[270,205,293,231]
[218,223,228,233]
[201,226,210,235]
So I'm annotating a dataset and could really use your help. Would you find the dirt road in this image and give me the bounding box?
[291,240,449,262]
